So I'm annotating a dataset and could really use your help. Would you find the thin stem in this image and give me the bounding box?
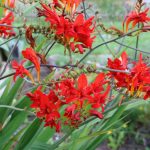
[114,41,150,55]
[134,23,140,59]
[0,64,129,81]
[0,35,19,47]
[0,105,35,115]
[78,28,142,64]
[116,37,125,55]
[86,11,114,57]
[0,24,24,29]
[135,35,139,59]
[45,41,56,56]
[82,0,87,19]
[96,28,115,57]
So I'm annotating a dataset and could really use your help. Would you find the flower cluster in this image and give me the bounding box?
[26,73,110,132]
[36,2,95,54]
[123,8,150,32]
[0,12,15,38]
[108,52,150,100]
[0,0,16,38]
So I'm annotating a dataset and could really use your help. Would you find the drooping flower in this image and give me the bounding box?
[25,26,36,48]
[0,12,15,38]
[11,60,34,83]
[123,8,150,32]
[22,48,41,81]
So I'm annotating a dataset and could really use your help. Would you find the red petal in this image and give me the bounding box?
[121,51,128,68]
[78,74,88,90]
[94,73,105,84]
[90,110,103,119]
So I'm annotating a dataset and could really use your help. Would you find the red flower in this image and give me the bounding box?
[27,87,61,132]
[22,48,41,81]
[25,26,36,48]
[56,73,110,127]
[27,73,110,131]
[0,12,15,38]
[11,60,34,83]
[37,3,95,54]
[52,0,81,14]
[2,0,15,15]
[60,0,81,14]
[129,53,150,98]
[70,14,95,53]
[107,51,129,88]
[108,52,150,100]
[123,8,150,32]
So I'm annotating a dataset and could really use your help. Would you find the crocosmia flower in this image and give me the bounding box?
[27,73,110,132]
[123,8,150,32]
[0,12,15,38]
[37,3,95,54]
[108,52,150,100]
[2,0,15,15]
[11,60,34,83]
[22,48,41,81]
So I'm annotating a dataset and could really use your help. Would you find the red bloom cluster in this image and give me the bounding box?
[27,73,110,132]
[0,12,15,38]
[123,8,150,32]
[36,2,95,54]
[108,52,150,100]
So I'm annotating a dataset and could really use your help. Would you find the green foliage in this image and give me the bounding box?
[108,130,126,150]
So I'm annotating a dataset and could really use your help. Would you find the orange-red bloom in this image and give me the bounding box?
[123,8,150,32]
[61,0,81,14]
[0,12,15,38]
[37,3,95,54]
[108,52,150,100]
[2,0,15,15]
[52,0,81,15]
[22,48,41,81]
[11,60,34,83]
[27,73,110,132]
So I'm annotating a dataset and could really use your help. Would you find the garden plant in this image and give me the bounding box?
[0,0,150,149]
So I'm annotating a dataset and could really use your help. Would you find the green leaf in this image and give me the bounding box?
[85,105,126,150]
[30,143,51,150]
[36,127,55,143]
[0,111,27,147]
[15,118,42,150]
[0,78,24,124]
[9,95,33,121]
[0,79,11,103]
[2,127,26,150]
